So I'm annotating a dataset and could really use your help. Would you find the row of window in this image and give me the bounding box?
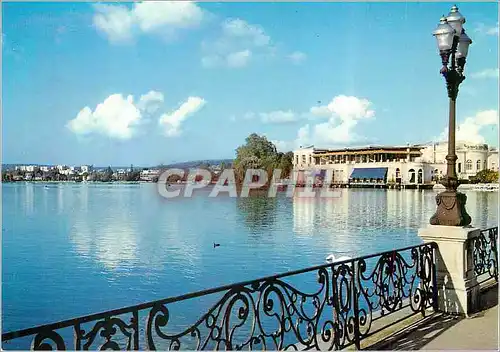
[457,160,487,173]
[297,155,311,164]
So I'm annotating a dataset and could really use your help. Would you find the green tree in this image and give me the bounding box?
[234,133,288,185]
[472,169,499,184]
[2,171,12,182]
[278,151,294,179]
[47,169,59,181]
[125,170,141,181]
[101,166,114,182]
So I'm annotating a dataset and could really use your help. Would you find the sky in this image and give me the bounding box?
[2,1,499,166]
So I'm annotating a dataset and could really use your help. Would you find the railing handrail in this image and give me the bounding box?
[480,226,498,232]
[1,242,436,342]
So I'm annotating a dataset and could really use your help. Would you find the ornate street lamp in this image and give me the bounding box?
[430,5,472,226]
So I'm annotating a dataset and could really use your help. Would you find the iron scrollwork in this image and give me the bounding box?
[2,243,439,351]
[473,227,498,283]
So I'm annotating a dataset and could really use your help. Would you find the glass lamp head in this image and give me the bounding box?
[456,30,472,59]
[446,5,465,36]
[433,16,455,52]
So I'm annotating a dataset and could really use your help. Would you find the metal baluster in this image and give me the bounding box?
[352,259,361,350]
[132,311,139,350]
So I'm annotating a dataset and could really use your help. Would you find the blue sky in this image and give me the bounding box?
[2,1,498,166]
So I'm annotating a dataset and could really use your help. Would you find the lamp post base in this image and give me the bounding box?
[430,190,472,226]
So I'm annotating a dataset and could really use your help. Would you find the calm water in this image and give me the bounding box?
[2,183,498,334]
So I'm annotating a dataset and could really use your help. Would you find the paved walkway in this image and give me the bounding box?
[379,285,498,350]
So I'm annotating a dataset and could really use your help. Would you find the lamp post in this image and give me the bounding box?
[430,5,472,226]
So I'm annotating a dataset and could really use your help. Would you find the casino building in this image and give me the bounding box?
[292,141,499,188]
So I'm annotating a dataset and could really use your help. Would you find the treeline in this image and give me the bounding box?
[161,164,221,183]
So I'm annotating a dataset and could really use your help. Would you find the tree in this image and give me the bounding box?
[2,171,12,182]
[278,151,294,179]
[471,169,499,184]
[47,169,59,181]
[125,170,141,181]
[101,167,114,182]
[233,133,289,185]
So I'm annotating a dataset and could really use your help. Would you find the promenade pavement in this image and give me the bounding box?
[378,284,498,350]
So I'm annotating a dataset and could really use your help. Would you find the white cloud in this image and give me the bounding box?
[238,110,298,124]
[438,109,499,144]
[475,22,499,36]
[138,90,164,113]
[309,106,331,118]
[273,95,375,149]
[243,112,256,120]
[221,18,270,46]
[159,97,206,137]
[288,51,307,64]
[93,1,205,44]
[226,49,252,68]
[134,2,204,33]
[201,18,273,68]
[67,94,144,139]
[260,110,297,124]
[470,68,499,79]
[93,4,135,43]
[271,139,295,153]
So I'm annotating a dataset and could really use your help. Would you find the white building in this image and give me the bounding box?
[80,165,92,174]
[15,165,38,172]
[487,147,499,171]
[293,145,316,169]
[140,169,160,181]
[59,168,74,176]
[292,141,499,187]
[421,141,499,179]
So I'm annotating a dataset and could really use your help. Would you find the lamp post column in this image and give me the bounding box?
[420,6,480,317]
[429,13,472,227]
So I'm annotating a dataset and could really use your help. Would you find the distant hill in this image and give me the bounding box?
[163,159,234,169]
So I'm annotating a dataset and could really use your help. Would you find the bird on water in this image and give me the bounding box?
[325,254,351,263]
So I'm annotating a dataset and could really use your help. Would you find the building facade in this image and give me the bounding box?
[292,141,499,186]
[420,141,499,178]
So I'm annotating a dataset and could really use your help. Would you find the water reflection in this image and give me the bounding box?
[292,197,316,235]
[236,195,277,233]
[79,184,89,213]
[69,187,140,271]
[70,217,139,271]
[156,207,202,274]
[24,183,34,215]
[57,185,64,215]
[466,191,491,229]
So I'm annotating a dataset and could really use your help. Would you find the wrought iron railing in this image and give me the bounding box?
[2,243,437,350]
[473,227,498,285]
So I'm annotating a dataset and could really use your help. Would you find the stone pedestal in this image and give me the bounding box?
[418,225,480,316]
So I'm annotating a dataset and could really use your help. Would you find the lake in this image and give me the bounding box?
[2,183,498,336]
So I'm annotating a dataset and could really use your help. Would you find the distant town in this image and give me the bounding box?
[1,159,234,183]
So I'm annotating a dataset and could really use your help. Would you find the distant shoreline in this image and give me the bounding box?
[2,180,146,184]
